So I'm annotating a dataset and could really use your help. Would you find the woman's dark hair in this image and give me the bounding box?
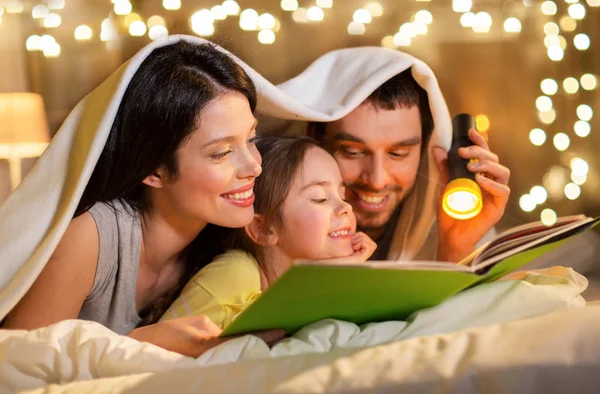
[74,40,257,325]
[229,136,322,265]
[76,40,257,215]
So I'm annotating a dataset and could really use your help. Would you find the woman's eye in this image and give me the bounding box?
[248,136,257,145]
[311,198,328,204]
[212,150,232,160]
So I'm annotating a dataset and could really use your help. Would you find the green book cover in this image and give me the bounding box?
[222,216,598,336]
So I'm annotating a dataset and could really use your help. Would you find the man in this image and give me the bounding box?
[308,69,511,262]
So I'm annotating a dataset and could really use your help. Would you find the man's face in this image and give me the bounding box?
[323,102,423,232]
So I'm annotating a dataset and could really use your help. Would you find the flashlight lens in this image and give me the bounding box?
[447,190,478,212]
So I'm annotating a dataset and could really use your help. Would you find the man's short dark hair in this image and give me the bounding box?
[310,68,434,149]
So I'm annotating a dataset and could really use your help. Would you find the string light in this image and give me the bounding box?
[258,29,276,44]
[559,16,577,32]
[292,8,309,23]
[43,42,61,58]
[381,35,395,48]
[564,183,581,200]
[543,22,559,36]
[26,35,42,51]
[307,6,324,21]
[149,25,169,40]
[541,1,557,15]
[472,12,492,33]
[163,0,181,11]
[577,104,593,121]
[581,74,597,90]
[530,186,548,204]
[222,1,240,15]
[32,4,49,19]
[547,46,564,61]
[47,0,65,10]
[393,32,411,46]
[281,0,298,12]
[5,2,24,13]
[239,9,259,30]
[563,77,579,94]
[129,20,147,36]
[541,209,557,226]
[348,21,366,35]
[124,13,142,28]
[503,17,521,33]
[539,108,557,124]
[115,1,133,15]
[415,10,433,25]
[74,25,93,40]
[574,120,591,137]
[553,132,570,151]
[570,158,589,176]
[519,194,536,212]
[452,0,472,13]
[568,4,586,19]
[43,13,62,28]
[258,13,276,29]
[574,34,590,50]
[541,79,558,95]
[536,96,553,112]
[148,16,166,28]
[366,2,384,17]
[460,12,475,27]
[353,9,372,24]
[572,172,587,185]
[529,128,547,146]
[211,5,228,20]
[316,0,333,8]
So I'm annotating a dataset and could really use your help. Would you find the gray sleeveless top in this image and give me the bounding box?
[78,201,143,335]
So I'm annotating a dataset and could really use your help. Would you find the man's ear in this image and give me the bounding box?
[245,214,279,247]
[142,167,168,189]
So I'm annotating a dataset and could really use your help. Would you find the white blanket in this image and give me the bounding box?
[0,267,589,393]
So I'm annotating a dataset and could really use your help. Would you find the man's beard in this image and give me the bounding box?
[346,183,406,232]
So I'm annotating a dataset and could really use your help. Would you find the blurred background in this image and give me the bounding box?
[0,0,598,231]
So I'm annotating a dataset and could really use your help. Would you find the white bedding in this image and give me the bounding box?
[1,267,592,393]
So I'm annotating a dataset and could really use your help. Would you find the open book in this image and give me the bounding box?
[222,215,599,336]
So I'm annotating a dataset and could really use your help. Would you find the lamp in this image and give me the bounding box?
[0,93,50,190]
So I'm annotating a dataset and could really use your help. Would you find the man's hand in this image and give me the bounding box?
[127,315,286,358]
[432,128,510,262]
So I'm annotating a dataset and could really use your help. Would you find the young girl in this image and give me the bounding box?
[162,136,376,328]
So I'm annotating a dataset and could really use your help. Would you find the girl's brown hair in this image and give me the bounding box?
[229,135,323,263]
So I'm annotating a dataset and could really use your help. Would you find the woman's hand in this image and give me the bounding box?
[127,315,285,358]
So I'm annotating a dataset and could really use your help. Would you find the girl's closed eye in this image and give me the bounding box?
[211,149,232,160]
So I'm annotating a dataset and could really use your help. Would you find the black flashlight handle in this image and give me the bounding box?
[448,113,476,182]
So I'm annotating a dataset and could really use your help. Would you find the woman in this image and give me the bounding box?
[3,41,284,356]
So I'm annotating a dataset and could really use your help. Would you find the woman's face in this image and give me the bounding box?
[156,92,262,229]
[276,146,357,260]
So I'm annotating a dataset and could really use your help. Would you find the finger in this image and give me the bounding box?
[468,128,490,150]
[476,174,511,198]
[467,160,510,185]
[458,145,499,163]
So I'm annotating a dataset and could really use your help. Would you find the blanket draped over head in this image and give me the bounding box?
[0,35,451,320]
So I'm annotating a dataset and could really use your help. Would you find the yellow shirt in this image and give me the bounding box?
[160,250,262,329]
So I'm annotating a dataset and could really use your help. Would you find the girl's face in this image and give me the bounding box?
[275,146,357,260]
[152,93,262,229]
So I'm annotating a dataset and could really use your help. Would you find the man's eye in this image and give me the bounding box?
[339,147,363,157]
[389,151,409,159]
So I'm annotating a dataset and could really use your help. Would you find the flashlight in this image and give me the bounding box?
[441,113,485,220]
